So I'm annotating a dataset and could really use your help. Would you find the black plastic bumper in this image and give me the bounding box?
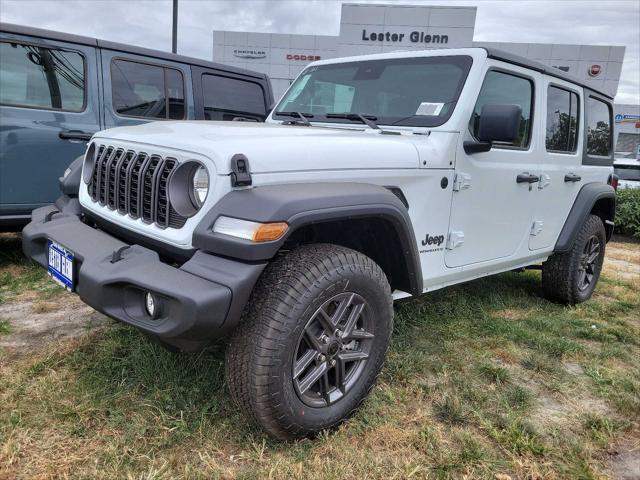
[22,202,266,351]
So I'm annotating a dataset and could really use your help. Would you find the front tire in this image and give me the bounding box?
[225,244,393,440]
[542,214,606,304]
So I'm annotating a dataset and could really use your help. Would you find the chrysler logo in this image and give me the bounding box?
[588,64,602,77]
[233,49,266,59]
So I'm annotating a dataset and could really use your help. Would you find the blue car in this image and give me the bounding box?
[0,23,273,230]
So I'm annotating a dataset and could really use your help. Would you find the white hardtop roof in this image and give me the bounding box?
[614,157,640,166]
[307,47,485,67]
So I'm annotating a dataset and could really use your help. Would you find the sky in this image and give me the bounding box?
[1,0,638,104]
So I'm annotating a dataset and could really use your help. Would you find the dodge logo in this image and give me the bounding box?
[287,54,321,61]
[588,64,602,77]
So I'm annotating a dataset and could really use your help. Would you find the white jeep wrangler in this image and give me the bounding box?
[23,48,617,440]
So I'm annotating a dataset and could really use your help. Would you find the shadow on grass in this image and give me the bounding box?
[611,233,640,245]
[0,232,26,268]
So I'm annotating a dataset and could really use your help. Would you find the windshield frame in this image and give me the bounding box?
[272,54,473,128]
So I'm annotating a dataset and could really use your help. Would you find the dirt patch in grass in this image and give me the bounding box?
[603,237,640,282]
[606,440,640,480]
[0,297,110,357]
[0,233,111,358]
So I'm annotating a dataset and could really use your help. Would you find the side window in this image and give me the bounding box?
[470,70,533,148]
[111,59,185,119]
[546,86,579,153]
[201,74,266,121]
[586,97,612,157]
[0,41,85,111]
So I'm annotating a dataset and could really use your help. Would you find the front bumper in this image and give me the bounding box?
[22,201,266,351]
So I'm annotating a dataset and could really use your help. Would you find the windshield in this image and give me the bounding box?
[614,164,640,181]
[273,55,472,127]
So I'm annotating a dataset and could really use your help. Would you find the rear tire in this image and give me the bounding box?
[225,243,393,440]
[542,214,606,304]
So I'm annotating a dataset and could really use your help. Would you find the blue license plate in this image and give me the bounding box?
[47,241,75,290]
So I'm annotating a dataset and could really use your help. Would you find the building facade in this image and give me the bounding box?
[212,3,636,152]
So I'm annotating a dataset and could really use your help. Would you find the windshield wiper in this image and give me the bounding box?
[275,111,314,126]
[326,113,379,130]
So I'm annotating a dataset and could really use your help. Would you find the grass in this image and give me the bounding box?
[0,233,63,305]
[0,238,639,479]
[0,318,10,335]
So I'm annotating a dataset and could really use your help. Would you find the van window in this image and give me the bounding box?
[586,97,612,157]
[0,41,84,111]
[614,163,640,182]
[471,70,533,148]
[202,74,266,121]
[111,59,185,119]
[546,86,579,153]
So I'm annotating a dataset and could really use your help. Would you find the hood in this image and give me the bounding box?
[92,121,423,174]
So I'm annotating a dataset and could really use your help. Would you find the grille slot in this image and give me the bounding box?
[88,145,188,229]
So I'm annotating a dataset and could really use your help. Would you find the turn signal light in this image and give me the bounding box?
[253,222,289,242]
[213,216,289,242]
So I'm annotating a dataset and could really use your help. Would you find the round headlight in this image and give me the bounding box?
[168,161,211,218]
[191,165,209,208]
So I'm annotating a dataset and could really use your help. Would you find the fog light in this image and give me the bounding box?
[145,292,157,318]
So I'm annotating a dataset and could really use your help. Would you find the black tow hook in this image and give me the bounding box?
[110,245,131,263]
[44,210,60,223]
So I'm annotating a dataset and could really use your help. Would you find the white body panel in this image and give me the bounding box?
[79,47,613,296]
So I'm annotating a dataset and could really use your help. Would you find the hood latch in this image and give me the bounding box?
[230,154,252,187]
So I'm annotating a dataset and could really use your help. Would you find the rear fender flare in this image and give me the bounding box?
[554,182,615,253]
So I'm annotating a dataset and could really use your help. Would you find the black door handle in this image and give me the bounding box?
[516,172,540,184]
[564,173,582,183]
[59,130,93,141]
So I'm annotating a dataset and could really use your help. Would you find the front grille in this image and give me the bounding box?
[88,145,187,229]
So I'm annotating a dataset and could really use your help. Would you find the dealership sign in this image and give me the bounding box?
[361,29,448,44]
[615,113,640,124]
[233,49,266,59]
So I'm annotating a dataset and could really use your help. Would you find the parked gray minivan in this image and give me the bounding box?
[0,23,274,229]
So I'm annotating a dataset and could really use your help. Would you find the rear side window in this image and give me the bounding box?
[471,70,533,148]
[0,41,85,111]
[111,59,185,119]
[546,86,579,153]
[202,74,266,121]
[586,97,612,157]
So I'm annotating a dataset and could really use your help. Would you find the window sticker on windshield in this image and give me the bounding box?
[416,102,444,116]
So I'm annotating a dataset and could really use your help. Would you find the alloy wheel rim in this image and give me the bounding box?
[292,292,374,407]
[578,234,601,292]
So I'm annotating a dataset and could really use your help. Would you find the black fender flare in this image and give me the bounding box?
[554,182,615,253]
[192,182,423,295]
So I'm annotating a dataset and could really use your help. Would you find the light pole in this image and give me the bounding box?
[172,0,178,54]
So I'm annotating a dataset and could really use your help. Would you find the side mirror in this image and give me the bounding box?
[464,104,522,154]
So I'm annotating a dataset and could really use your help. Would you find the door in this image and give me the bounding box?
[445,66,540,268]
[529,81,583,250]
[0,35,100,215]
[100,50,194,128]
